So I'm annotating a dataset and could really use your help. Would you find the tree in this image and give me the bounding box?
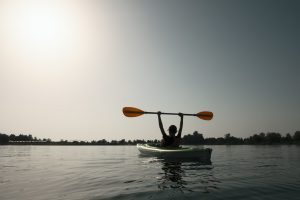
[284,133,293,144]
[266,132,281,144]
[28,134,33,141]
[111,140,118,145]
[9,134,16,141]
[118,139,126,145]
[96,139,108,145]
[225,133,231,140]
[204,137,217,145]
[249,134,263,144]
[182,131,204,145]
[0,133,9,144]
[294,131,300,142]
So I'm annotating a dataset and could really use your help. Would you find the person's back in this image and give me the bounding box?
[161,136,180,147]
[157,112,183,148]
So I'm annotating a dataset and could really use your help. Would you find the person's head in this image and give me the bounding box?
[168,125,177,137]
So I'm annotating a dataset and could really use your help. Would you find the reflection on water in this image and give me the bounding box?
[158,161,187,191]
[154,158,219,194]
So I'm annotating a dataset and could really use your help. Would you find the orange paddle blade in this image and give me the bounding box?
[123,107,145,117]
[196,111,213,120]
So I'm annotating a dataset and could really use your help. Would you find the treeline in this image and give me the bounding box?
[0,133,158,145]
[0,134,52,144]
[182,131,300,145]
[1,131,300,145]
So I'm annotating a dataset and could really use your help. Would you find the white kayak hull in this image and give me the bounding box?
[137,144,212,162]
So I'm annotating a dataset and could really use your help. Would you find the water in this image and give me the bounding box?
[0,145,300,200]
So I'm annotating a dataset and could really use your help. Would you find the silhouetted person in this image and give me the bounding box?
[157,111,183,147]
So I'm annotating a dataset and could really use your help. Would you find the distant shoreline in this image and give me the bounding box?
[1,131,300,145]
[2,143,300,146]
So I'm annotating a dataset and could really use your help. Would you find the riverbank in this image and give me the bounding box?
[1,131,300,145]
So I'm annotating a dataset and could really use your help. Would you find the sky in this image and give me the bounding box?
[0,0,299,141]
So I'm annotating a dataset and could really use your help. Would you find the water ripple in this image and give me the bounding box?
[0,145,300,200]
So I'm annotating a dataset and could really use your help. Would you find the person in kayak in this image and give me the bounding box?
[157,111,183,147]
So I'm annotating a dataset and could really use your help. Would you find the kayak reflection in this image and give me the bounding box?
[156,159,216,193]
[157,161,186,191]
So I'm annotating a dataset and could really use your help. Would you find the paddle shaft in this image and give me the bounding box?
[144,111,196,116]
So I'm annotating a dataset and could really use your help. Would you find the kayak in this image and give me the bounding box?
[137,144,212,162]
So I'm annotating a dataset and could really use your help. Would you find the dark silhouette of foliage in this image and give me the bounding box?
[283,133,293,144]
[223,133,244,145]
[246,133,265,144]
[0,133,9,144]
[266,132,281,144]
[182,131,204,145]
[96,139,109,145]
[294,131,300,142]
[1,131,300,145]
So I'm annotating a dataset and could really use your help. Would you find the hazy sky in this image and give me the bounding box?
[0,0,299,141]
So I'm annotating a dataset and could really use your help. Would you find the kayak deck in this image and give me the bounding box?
[137,144,212,162]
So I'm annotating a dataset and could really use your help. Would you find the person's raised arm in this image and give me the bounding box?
[177,113,184,138]
[157,112,167,137]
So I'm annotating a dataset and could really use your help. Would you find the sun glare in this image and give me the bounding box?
[0,1,91,64]
[10,2,72,58]
[21,5,64,46]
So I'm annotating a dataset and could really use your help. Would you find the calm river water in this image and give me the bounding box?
[0,145,300,200]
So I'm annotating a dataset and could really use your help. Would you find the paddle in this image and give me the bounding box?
[122,107,213,120]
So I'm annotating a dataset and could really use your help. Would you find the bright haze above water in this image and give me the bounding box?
[0,0,299,141]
